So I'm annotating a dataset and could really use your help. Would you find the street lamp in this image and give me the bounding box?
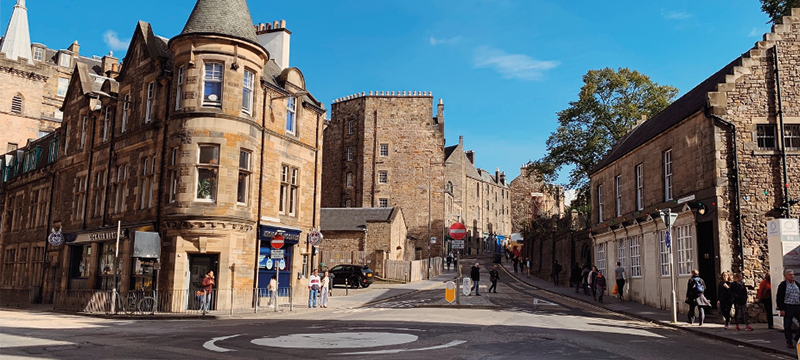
[656,208,679,323]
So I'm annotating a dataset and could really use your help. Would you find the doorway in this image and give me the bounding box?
[188,254,218,310]
[696,221,717,308]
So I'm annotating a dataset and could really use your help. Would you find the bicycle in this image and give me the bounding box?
[112,288,156,315]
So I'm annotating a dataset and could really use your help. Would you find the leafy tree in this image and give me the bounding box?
[529,68,678,207]
[761,0,798,23]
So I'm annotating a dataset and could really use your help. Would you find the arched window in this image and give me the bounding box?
[11,94,23,114]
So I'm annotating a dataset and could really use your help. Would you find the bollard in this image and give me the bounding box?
[345,279,349,296]
[289,286,293,312]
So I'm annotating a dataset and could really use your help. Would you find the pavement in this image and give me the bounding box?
[492,254,796,357]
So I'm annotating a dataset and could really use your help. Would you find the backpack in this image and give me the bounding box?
[694,278,704,293]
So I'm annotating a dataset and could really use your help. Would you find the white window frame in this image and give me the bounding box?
[196,145,220,202]
[616,238,627,269]
[380,143,389,157]
[596,243,606,274]
[145,82,155,123]
[597,184,603,221]
[242,69,255,114]
[122,94,129,133]
[659,230,671,277]
[347,146,354,161]
[176,66,184,111]
[346,172,353,188]
[80,115,87,149]
[33,47,43,62]
[59,53,71,67]
[345,199,352,208]
[636,164,643,211]
[676,225,693,276]
[629,236,642,278]
[378,171,388,184]
[203,63,223,107]
[286,96,297,134]
[168,148,178,204]
[348,120,354,135]
[664,149,673,201]
[237,150,251,205]
[102,107,110,142]
[615,175,621,217]
[289,168,298,216]
[57,78,69,97]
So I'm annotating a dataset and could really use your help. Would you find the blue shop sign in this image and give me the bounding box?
[259,225,302,244]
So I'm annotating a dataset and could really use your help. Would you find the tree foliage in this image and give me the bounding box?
[761,0,798,23]
[528,68,678,207]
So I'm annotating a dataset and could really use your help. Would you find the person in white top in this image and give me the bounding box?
[320,271,331,308]
[308,269,321,308]
[268,275,277,308]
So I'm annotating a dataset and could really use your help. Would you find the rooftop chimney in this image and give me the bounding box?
[435,98,444,126]
[256,19,291,69]
[466,150,475,164]
[102,51,119,78]
[458,135,463,147]
[68,40,80,57]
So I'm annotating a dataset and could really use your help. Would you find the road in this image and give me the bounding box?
[0,256,789,359]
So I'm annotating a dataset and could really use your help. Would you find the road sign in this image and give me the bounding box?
[449,223,467,240]
[665,231,671,249]
[451,240,465,249]
[279,259,286,270]
[271,234,285,249]
[266,258,274,269]
[309,231,323,246]
[271,249,285,259]
[430,237,436,244]
[462,277,471,296]
[445,281,456,303]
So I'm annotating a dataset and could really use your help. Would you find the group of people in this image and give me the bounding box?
[573,263,616,303]
[510,255,530,278]
[467,262,500,296]
[307,269,331,309]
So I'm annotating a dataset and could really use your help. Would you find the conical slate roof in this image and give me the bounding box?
[0,0,33,64]
[179,0,259,46]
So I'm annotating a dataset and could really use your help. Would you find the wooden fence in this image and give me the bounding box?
[383,257,443,282]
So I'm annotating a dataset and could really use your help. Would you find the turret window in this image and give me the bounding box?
[242,70,254,114]
[176,66,184,111]
[196,145,219,202]
[286,96,296,134]
[203,63,223,107]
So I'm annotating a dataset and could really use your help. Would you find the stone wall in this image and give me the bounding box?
[510,166,564,233]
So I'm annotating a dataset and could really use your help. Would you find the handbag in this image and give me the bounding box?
[196,290,204,297]
[612,284,619,295]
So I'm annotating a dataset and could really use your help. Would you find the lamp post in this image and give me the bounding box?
[657,208,679,323]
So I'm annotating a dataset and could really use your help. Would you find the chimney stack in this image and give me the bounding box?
[466,150,475,164]
[458,135,463,147]
[257,19,291,69]
[102,51,119,78]
[68,40,80,57]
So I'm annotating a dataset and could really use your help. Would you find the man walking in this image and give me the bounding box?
[470,263,481,296]
[552,260,562,285]
[308,269,321,308]
[777,269,800,348]
[488,265,499,293]
[446,253,453,271]
[614,262,626,301]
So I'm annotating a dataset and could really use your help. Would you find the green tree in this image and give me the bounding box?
[529,68,678,207]
[761,0,798,23]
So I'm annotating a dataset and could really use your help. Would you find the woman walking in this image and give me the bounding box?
[595,270,607,303]
[685,269,711,325]
[718,272,733,329]
[757,274,773,329]
[732,273,753,330]
[319,270,331,308]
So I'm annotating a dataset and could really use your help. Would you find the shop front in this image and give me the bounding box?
[257,225,301,292]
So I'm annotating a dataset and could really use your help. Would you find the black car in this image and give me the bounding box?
[329,264,373,288]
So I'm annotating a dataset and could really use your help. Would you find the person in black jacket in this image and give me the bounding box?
[717,272,733,329]
[470,263,481,296]
[488,265,499,293]
[777,269,800,348]
[731,273,752,331]
[685,270,712,325]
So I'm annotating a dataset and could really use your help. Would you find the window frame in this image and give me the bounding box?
[102,107,110,142]
[786,124,800,150]
[636,164,643,211]
[756,124,777,150]
[237,150,252,205]
[659,230,671,277]
[33,47,43,62]
[379,198,389,207]
[380,143,389,157]
[145,82,155,124]
[176,66,184,111]
[596,243,606,275]
[168,148,178,204]
[242,69,255,114]
[597,184,604,221]
[346,172,353,188]
[202,62,224,107]
[664,149,673,201]
[121,94,129,133]
[378,170,388,184]
[286,96,297,134]
[615,175,621,217]
[347,146,354,162]
[57,78,69,97]
[59,53,71,67]
[629,236,642,278]
[676,225,693,276]
[196,144,220,202]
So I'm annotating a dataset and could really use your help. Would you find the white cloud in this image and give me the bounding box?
[430,36,461,46]
[748,28,760,37]
[103,30,130,51]
[474,46,559,81]
[564,189,577,208]
[661,9,693,20]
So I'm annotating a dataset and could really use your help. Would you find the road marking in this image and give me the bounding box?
[252,332,418,349]
[203,334,240,353]
[533,298,558,306]
[333,340,467,355]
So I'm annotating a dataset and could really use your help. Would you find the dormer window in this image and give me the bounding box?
[59,53,71,68]
[33,48,43,62]
[203,63,223,107]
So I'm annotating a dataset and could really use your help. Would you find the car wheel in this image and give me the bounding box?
[349,277,360,289]
[362,283,370,288]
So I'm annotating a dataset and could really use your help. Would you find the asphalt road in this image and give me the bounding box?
[0,257,791,359]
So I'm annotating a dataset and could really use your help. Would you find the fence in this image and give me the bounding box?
[51,287,294,316]
[0,288,36,307]
[319,250,370,268]
[383,257,443,282]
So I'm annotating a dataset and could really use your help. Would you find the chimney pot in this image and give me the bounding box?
[280,20,286,29]
[273,21,279,29]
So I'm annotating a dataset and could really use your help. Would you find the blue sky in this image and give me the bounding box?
[4,0,773,187]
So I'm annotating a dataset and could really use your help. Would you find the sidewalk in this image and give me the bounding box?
[496,259,793,357]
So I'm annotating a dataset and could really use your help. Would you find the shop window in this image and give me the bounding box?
[98,243,121,290]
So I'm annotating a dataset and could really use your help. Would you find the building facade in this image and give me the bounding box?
[322,92,446,258]
[510,164,565,233]
[589,11,800,317]
[0,0,326,309]
[444,136,511,255]
[0,0,107,154]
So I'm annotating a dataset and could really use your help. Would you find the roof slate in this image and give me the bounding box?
[320,208,395,232]
[180,0,260,47]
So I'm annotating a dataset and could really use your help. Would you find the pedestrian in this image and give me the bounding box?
[552,260,562,285]
[488,265,499,293]
[520,257,526,274]
[470,263,481,296]
[319,270,330,308]
[571,263,582,292]
[614,262,626,301]
[525,258,531,278]
[595,270,607,303]
[757,273,773,329]
[777,269,800,348]
[200,271,215,312]
[454,255,458,270]
[308,269,321,308]
[268,275,278,309]
[581,264,591,296]
[446,253,453,271]
[512,257,518,274]
[718,272,733,329]
[589,266,598,300]
[685,269,711,325]
[731,272,752,331]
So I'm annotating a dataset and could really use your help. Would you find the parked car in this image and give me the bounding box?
[329,264,373,288]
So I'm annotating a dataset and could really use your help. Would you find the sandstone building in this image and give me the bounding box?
[589,11,800,317]
[0,0,106,154]
[322,92,446,259]
[510,164,565,233]
[443,136,511,255]
[0,0,326,310]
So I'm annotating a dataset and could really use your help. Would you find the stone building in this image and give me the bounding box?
[443,136,511,255]
[0,0,106,154]
[322,92,446,259]
[0,0,326,309]
[319,207,413,276]
[510,164,565,233]
[589,11,800,316]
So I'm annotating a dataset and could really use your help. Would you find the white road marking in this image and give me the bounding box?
[533,298,558,306]
[346,327,427,332]
[252,332,418,349]
[203,334,240,353]
[333,340,467,355]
